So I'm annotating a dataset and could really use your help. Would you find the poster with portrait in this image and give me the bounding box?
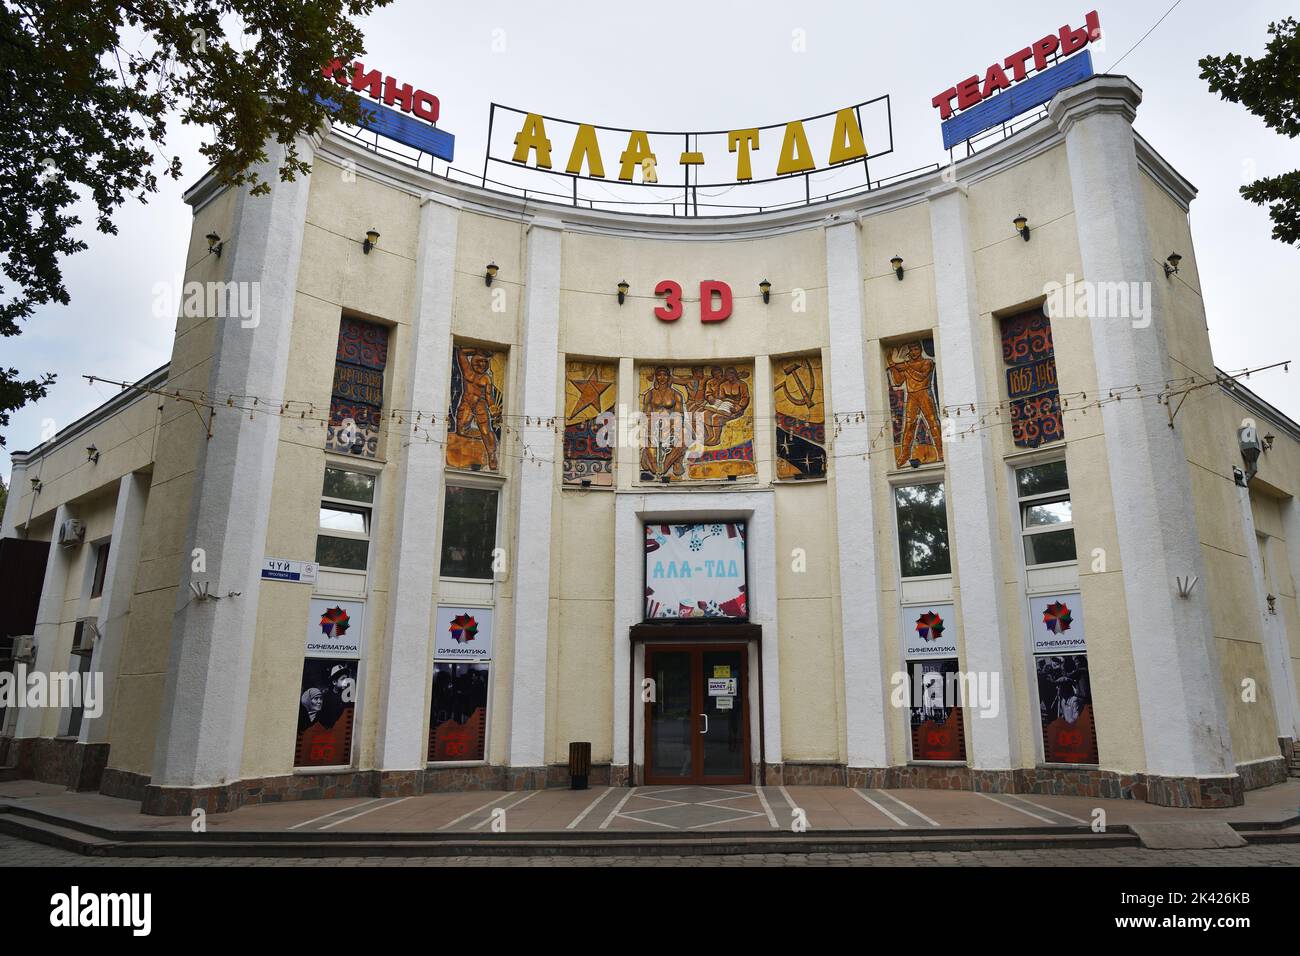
[773,354,826,480]
[433,605,495,661]
[305,598,365,659]
[644,522,747,620]
[1036,654,1098,764]
[886,337,943,469]
[563,360,617,486]
[637,364,756,482]
[429,662,489,762]
[908,659,966,762]
[295,658,357,767]
[901,603,959,659]
[447,345,506,472]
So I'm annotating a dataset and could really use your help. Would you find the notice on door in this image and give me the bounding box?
[708,678,737,696]
[713,665,731,678]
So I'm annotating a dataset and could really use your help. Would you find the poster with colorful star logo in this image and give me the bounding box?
[901,603,959,659]
[305,598,366,659]
[1029,592,1086,653]
[434,605,495,660]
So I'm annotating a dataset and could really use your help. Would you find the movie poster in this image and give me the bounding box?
[908,658,967,761]
[773,354,826,480]
[637,364,756,482]
[563,360,617,486]
[886,337,942,468]
[429,662,489,762]
[295,658,357,768]
[1036,654,1098,764]
[644,522,747,620]
[447,345,506,472]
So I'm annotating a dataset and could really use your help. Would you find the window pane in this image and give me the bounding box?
[441,486,499,579]
[428,662,489,762]
[322,467,375,503]
[1024,528,1077,565]
[894,483,951,577]
[1016,460,1069,498]
[320,506,367,534]
[316,535,370,570]
[1024,499,1072,528]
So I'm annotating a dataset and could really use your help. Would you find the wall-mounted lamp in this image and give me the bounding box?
[205,232,223,258]
[362,229,380,255]
[86,445,99,465]
[485,262,499,287]
[1262,433,1275,452]
[1163,252,1181,278]
[1267,593,1277,614]
[890,256,905,281]
[759,279,772,304]
[30,477,42,494]
[1013,215,1031,242]
[617,280,629,305]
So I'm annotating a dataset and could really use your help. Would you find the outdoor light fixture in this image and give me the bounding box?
[1163,252,1182,278]
[891,256,905,280]
[30,477,42,494]
[86,445,99,465]
[1262,433,1275,452]
[205,232,223,258]
[759,279,772,303]
[617,280,629,305]
[485,262,499,286]
[1013,215,1030,242]
[363,229,380,254]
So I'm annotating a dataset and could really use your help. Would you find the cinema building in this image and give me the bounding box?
[3,73,1300,814]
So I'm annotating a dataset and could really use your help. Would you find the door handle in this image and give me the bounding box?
[699,713,708,734]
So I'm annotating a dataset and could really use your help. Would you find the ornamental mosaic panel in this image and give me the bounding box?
[886,337,943,468]
[447,345,506,472]
[637,363,756,482]
[1001,310,1064,448]
[773,354,826,480]
[563,360,617,487]
[326,316,389,458]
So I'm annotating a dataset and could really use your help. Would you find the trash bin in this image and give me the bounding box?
[568,741,592,790]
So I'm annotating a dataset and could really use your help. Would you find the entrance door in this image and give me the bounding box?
[645,644,749,785]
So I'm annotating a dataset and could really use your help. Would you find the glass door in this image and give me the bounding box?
[644,644,749,784]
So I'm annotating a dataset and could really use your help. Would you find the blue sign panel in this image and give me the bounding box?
[940,50,1093,150]
[315,93,456,162]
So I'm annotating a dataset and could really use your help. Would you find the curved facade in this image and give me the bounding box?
[4,75,1300,813]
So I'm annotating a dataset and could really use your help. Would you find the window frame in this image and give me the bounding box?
[891,477,954,581]
[438,475,504,584]
[1014,459,1077,570]
[315,461,379,574]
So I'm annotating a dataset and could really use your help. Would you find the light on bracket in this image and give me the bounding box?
[1013,215,1030,242]
[759,279,772,304]
[617,280,629,305]
[205,232,223,258]
[86,445,99,465]
[485,262,499,286]
[1163,252,1181,278]
[890,255,904,280]
[362,229,380,255]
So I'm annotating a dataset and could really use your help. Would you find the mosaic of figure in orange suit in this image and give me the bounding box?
[888,342,942,467]
[454,348,501,470]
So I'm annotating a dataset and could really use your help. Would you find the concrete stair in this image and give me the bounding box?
[0,765,18,783]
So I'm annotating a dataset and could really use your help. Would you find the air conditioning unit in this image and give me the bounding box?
[72,619,100,656]
[57,518,85,548]
[12,635,35,663]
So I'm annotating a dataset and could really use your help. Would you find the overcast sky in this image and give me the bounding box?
[4,0,1296,483]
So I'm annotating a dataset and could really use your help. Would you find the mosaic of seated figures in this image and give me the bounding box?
[638,363,756,482]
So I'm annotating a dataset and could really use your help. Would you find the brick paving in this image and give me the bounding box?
[2,833,1299,866]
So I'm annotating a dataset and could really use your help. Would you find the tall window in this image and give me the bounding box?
[90,542,110,598]
[1016,460,1076,567]
[894,482,951,577]
[316,467,375,571]
[440,485,499,580]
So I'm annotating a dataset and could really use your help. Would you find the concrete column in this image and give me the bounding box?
[1281,496,1300,740]
[79,472,149,745]
[825,220,890,768]
[373,193,461,771]
[14,503,74,739]
[1050,77,1235,788]
[0,459,27,537]
[1242,492,1300,741]
[149,137,314,791]
[927,182,1019,771]
[507,216,562,772]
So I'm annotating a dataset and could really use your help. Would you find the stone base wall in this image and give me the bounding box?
[0,736,108,791]
[99,767,150,802]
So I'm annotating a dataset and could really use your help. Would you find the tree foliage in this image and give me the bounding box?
[0,0,390,446]
[1200,17,1300,245]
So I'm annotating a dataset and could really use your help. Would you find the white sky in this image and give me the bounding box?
[4,0,1297,483]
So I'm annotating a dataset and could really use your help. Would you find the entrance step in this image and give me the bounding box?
[0,765,17,783]
[1130,822,1247,850]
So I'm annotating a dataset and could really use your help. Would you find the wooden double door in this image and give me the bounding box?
[644,643,750,785]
